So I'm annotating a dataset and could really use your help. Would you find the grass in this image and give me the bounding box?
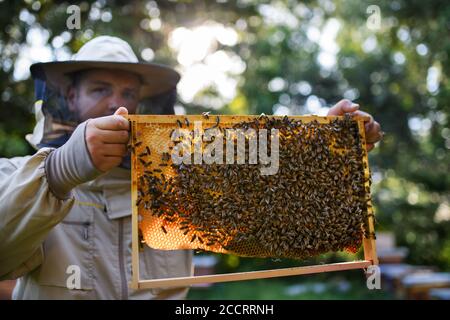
[187,270,395,300]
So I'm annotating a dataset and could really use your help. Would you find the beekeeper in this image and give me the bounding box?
[0,35,383,300]
[0,36,192,299]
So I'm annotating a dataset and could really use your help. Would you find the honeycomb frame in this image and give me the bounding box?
[126,115,378,290]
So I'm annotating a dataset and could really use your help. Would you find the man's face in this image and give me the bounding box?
[67,68,141,121]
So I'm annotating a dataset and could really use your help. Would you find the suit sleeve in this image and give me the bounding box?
[0,148,75,280]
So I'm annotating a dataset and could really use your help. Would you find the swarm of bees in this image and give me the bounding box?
[132,114,373,259]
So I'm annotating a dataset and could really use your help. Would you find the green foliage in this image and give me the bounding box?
[188,271,393,299]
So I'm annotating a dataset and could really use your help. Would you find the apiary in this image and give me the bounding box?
[127,114,378,289]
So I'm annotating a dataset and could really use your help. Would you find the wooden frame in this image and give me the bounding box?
[127,115,378,290]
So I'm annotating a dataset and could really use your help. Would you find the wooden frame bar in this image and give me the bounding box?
[128,115,378,290]
[136,261,373,289]
[358,120,379,265]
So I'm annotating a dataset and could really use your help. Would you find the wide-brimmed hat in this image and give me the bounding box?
[30,36,180,98]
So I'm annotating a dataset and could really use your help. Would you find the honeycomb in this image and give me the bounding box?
[128,114,374,259]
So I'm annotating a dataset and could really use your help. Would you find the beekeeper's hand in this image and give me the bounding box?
[85,107,130,172]
[45,107,130,199]
[327,99,383,152]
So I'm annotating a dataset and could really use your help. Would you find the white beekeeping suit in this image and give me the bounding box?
[0,36,193,299]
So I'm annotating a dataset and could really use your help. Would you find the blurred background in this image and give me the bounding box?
[0,0,449,299]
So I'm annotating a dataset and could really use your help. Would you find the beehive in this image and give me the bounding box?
[127,114,378,289]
